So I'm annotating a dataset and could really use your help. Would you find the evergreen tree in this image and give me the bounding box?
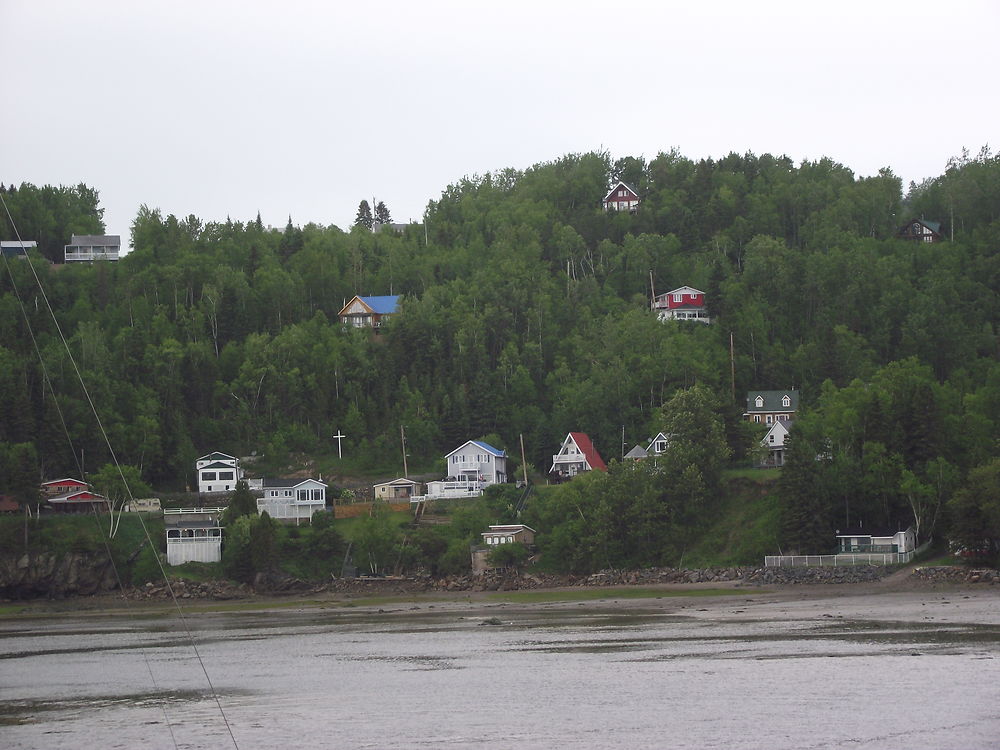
[224,479,257,523]
[374,201,392,226]
[354,200,373,230]
[778,435,833,554]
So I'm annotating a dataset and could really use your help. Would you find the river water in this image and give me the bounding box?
[2,589,999,749]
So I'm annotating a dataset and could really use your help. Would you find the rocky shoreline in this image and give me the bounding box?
[3,550,996,603]
[113,563,998,603]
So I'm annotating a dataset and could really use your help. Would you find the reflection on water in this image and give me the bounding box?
[1,596,999,749]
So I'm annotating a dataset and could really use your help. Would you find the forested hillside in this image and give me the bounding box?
[2,146,999,563]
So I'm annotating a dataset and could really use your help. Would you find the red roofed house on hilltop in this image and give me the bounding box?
[652,286,710,324]
[602,180,640,213]
[550,432,607,480]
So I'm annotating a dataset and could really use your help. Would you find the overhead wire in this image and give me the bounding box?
[0,195,240,750]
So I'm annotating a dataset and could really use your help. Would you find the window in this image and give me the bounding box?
[754,415,761,423]
[298,490,308,502]
[202,471,217,481]
[219,471,234,480]
[656,441,667,453]
[782,395,791,408]
[312,489,323,501]
[769,435,775,443]
[673,293,682,302]
[766,415,773,424]
[755,396,764,408]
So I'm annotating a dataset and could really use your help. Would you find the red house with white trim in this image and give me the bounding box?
[550,432,607,479]
[652,286,710,324]
[603,181,640,212]
[41,478,110,514]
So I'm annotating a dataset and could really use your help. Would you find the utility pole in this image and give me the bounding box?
[729,331,736,403]
[519,433,528,486]
[400,424,408,478]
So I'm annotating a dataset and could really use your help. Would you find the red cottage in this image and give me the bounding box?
[603,181,640,213]
[651,286,710,324]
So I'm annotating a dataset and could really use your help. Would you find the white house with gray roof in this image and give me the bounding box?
[64,234,121,262]
[257,478,327,524]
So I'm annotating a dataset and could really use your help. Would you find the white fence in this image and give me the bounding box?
[765,540,931,568]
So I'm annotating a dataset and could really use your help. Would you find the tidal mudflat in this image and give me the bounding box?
[2,585,998,749]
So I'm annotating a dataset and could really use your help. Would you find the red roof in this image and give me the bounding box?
[569,432,607,472]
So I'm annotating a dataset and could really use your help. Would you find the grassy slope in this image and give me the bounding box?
[681,471,782,567]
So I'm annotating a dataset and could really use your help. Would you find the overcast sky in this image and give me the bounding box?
[2,1,997,245]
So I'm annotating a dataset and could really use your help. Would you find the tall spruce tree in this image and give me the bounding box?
[374,200,392,226]
[354,200,374,230]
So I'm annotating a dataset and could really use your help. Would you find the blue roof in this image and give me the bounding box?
[360,295,400,315]
[469,440,506,457]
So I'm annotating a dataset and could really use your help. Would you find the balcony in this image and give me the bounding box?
[411,479,484,503]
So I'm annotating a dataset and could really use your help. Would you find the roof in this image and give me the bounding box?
[836,526,912,538]
[374,477,421,488]
[361,295,399,314]
[603,180,640,201]
[745,390,800,412]
[447,440,506,458]
[41,478,87,487]
[67,235,121,246]
[568,432,607,471]
[624,445,648,459]
[200,461,236,470]
[483,524,536,534]
[197,452,237,462]
[47,490,108,504]
[262,477,327,489]
[1,240,36,256]
[340,295,400,317]
[901,218,943,234]
[656,286,705,300]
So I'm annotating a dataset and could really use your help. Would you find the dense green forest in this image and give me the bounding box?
[2,145,1000,567]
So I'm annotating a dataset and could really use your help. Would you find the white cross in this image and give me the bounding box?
[333,430,346,459]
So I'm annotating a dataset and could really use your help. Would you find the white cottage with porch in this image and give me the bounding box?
[257,478,327,524]
[164,507,224,565]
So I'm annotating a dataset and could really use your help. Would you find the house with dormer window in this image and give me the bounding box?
[744,390,799,425]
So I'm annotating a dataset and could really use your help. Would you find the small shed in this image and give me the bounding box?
[481,524,536,546]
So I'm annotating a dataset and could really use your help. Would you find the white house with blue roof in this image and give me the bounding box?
[338,295,400,329]
[413,440,508,502]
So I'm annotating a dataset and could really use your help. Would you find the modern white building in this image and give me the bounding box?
[195,452,243,494]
